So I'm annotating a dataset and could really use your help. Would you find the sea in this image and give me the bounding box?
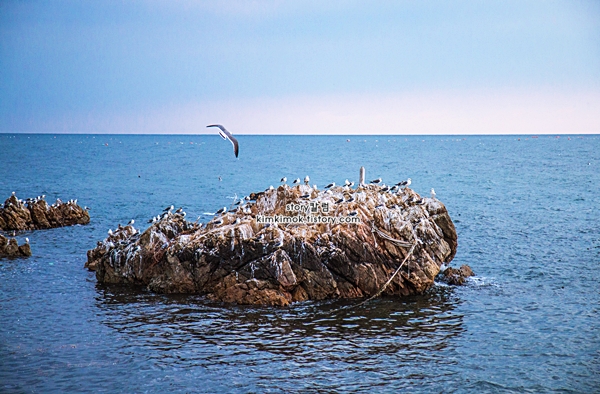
[0,134,598,393]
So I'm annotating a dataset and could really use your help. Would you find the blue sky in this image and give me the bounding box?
[1,0,599,134]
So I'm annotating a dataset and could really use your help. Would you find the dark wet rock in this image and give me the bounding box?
[0,234,31,258]
[438,264,475,285]
[88,183,463,306]
[0,194,90,231]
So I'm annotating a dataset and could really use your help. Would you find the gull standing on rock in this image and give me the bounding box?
[431,188,436,199]
[293,178,300,185]
[304,175,310,185]
[280,177,287,184]
[207,124,239,158]
[397,178,412,188]
[359,166,365,186]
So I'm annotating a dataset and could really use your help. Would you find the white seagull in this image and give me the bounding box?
[431,188,436,199]
[207,124,239,158]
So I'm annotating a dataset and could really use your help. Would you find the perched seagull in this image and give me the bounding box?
[108,229,113,236]
[359,166,365,185]
[127,219,135,226]
[325,182,335,189]
[280,177,287,184]
[344,179,351,186]
[11,191,15,196]
[348,181,355,187]
[269,185,274,190]
[398,178,412,188]
[293,178,301,184]
[304,175,310,185]
[431,188,436,199]
[176,207,183,214]
[207,124,239,158]
[370,178,382,184]
[216,207,227,214]
[163,205,174,212]
[213,219,224,225]
[25,237,29,244]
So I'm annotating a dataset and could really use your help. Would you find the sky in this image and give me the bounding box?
[1,0,599,135]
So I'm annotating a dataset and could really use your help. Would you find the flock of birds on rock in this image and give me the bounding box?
[3,192,89,211]
[174,174,440,230]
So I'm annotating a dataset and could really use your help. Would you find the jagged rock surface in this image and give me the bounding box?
[0,234,31,258]
[0,194,90,231]
[438,264,474,285]
[87,184,460,306]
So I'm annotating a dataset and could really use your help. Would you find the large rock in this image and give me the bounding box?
[0,234,31,258]
[87,183,463,306]
[0,194,90,231]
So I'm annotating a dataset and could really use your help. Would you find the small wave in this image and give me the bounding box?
[466,276,498,287]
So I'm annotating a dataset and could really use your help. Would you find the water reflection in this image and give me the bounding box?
[94,283,464,390]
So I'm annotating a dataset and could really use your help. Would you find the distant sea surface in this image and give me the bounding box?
[1,134,599,393]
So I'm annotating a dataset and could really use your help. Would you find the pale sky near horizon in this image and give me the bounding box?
[1,0,599,135]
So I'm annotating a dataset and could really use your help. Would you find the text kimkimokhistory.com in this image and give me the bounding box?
[255,215,360,224]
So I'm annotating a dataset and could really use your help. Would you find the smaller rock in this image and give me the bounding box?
[0,193,90,231]
[0,234,32,258]
[438,264,474,285]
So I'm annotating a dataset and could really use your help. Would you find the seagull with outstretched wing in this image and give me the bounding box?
[207,124,239,158]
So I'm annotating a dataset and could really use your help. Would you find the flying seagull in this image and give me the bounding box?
[207,124,239,158]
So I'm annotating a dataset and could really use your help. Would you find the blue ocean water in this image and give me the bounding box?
[0,133,598,393]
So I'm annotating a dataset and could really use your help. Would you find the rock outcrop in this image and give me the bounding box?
[438,264,474,285]
[0,194,90,231]
[87,183,463,306]
[0,234,31,258]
